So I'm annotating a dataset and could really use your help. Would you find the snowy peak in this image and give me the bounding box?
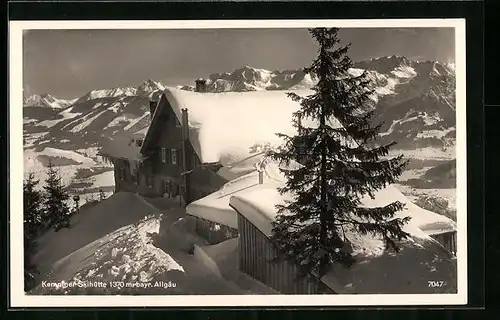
[75,87,138,104]
[24,93,77,109]
[229,66,273,82]
[71,80,166,103]
[205,66,273,91]
[354,55,412,75]
[425,60,454,78]
[136,79,166,97]
[199,66,313,93]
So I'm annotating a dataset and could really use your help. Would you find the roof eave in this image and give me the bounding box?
[140,93,165,154]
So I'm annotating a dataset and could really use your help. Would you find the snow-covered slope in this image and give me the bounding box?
[363,57,456,151]
[30,192,245,295]
[24,145,115,204]
[24,79,161,151]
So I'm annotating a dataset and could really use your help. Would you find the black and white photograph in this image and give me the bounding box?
[10,19,467,307]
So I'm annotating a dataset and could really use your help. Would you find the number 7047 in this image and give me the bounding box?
[428,281,446,288]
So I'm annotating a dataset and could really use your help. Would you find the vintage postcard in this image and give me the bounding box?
[10,19,467,307]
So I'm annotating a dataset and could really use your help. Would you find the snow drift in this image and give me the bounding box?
[31,192,246,295]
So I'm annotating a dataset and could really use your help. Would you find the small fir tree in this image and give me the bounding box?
[23,173,44,291]
[270,28,410,277]
[43,161,72,232]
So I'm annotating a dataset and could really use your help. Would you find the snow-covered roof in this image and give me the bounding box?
[188,158,456,236]
[162,87,343,167]
[229,178,456,238]
[99,128,148,161]
[186,163,284,229]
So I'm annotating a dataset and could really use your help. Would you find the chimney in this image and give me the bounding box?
[258,171,264,185]
[149,100,157,117]
[195,78,207,93]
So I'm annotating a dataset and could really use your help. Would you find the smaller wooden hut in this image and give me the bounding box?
[233,204,333,294]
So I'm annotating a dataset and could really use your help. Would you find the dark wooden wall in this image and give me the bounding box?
[190,167,228,198]
[237,211,334,294]
[113,158,138,193]
[431,231,457,255]
[140,96,228,204]
[149,99,185,179]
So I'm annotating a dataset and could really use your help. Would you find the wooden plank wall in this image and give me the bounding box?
[431,231,457,255]
[237,212,333,294]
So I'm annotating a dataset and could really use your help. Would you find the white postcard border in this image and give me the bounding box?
[9,19,467,307]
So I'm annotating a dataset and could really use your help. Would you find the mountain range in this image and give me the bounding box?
[23,55,456,154]
[23,94,77,110]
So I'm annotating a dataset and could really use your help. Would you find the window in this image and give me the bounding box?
[161,148,167,163]
[171,149,178,164]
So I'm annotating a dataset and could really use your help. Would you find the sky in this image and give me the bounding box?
[23,28,455,99]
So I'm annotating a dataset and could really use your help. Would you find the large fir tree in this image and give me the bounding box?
[270,28,410,277]
[23,173,44,291]
[43,162,72,232]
